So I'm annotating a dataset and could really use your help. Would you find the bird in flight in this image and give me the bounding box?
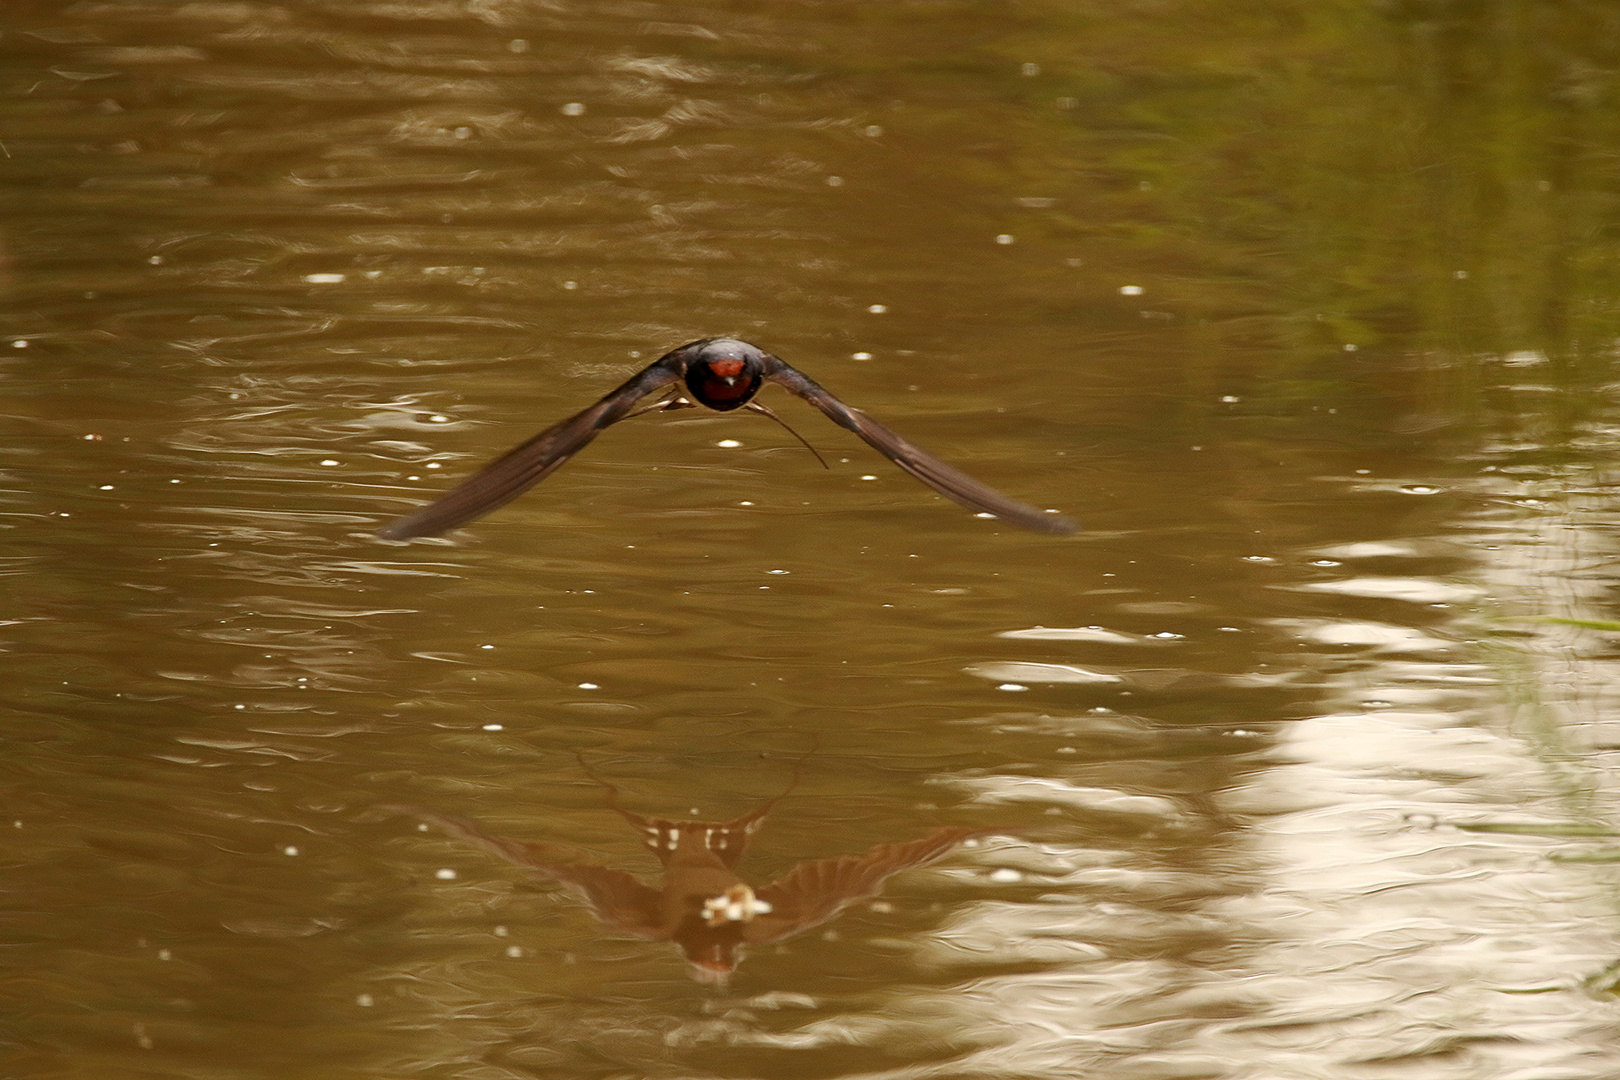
[389,758,986,983]
[376,338,1075,538]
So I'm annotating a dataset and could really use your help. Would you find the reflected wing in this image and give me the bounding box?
[764,362,1075,535]
[377,360,681,539]
[745,826,980,943]
[396,807,667,939]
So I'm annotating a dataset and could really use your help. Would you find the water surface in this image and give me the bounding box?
[5,2,1620,1078]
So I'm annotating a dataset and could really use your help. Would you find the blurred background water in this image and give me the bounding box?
[5,1,1620,1077]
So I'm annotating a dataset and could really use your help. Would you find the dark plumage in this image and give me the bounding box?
[377,338,1075,538]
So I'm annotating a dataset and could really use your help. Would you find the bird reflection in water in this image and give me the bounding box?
[391,758,985,983]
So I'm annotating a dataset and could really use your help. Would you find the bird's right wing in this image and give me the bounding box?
[376,360,681,539]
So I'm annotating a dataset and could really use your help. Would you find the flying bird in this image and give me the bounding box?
[376,338,1074,538]
[389,761,985,982]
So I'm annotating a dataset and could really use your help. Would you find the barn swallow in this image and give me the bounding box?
[389,763,984,983]
[376,338,1075,538]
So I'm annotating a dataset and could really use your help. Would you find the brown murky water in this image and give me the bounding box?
[6,2,1620,1077]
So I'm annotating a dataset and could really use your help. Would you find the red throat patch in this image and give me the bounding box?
[707,359,746,377]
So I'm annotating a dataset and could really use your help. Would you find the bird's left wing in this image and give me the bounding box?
[764,361,1076,535]
[391,806,667,939]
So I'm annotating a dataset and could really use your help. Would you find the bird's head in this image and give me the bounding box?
[680,338,768,411]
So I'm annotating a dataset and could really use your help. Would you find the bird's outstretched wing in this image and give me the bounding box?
[393,806,668,939]
[745,825,982,943]
[764,362,1076,535]
[377,360,681,539]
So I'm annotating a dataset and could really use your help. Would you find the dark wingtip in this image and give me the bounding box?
[374,517,425,541]
[1036,512,1079,536]
[375,506,457,541]
[986,509,1077,535]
